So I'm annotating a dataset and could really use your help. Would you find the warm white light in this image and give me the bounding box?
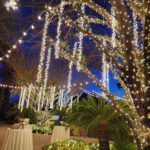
[36,12,50,83]
[23,32,27,36]
[8,50,12,53]
[77,4,85,71]
[55,2,64,59]
[5,0,18,11]
[12,45,17,49]
[6,54,10,58]
[38,15,42,20]
[31,25,35,29]
[18,39,22,44]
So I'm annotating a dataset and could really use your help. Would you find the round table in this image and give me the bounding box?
[51,126,70,143]
[1,128,33,150]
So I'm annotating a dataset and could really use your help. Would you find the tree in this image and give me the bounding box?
[67,96,133,150]
[45,0,149,149]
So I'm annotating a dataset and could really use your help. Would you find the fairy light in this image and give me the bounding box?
[50,86,56,109]
[46,1,149,148]
[18,87,24,109]
[37,87,43,111]
[26,84,32,108]
[55,1,64,59]
[133,12,138,48]
[36,12,50,83]
[43,46,52,88]
[0,14,43,62]
[67,42,77,93]
[5,0,18,11]
[20,87,27,112]
[77,4,85,71]
[111,7,116,48]
[102,40,109,96]
[59,89,64,110]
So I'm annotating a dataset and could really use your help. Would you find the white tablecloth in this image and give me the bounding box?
[1,128,33,150]
[51,126,70,143]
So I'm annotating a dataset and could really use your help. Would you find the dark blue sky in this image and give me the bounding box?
[0,0,125,98]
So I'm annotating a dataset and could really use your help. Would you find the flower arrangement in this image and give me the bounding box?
[19,118,30,129]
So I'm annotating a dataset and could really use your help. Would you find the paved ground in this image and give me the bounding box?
[0,125,98,150]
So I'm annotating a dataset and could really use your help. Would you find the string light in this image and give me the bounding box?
[111,7,116,48]
[55,1,64,59]
[133,12,138,48]
[102,40,109,96]
[77,4,85,71]
[5,0,18,11]
[43,46,52,88]
[67,42,77,93]
[50,86,56,109]
[36,12,50,83]
[0,13,43,62]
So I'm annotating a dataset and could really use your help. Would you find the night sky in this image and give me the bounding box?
[0,0,125,101]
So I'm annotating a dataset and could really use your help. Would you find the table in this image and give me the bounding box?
[51,126,70,143]
[1,128,33,150]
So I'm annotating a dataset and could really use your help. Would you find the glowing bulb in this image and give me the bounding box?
[6,54,9,58]
[38,16,42,20]
[12,45,17,49]
[18,39,22,44]
[31,25,35,29]
[23,32,27,36]
[8,50,12,53]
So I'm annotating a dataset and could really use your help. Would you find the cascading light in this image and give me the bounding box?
[67,42,78,93]
[36,12,50,84]
[77,4,85,71]
[55,2,64,59]
[111,7,116,48]
[102,40,109,96]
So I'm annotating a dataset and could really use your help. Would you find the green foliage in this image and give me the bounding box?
[42,140,116,150]
[32,111,55,135]
[42,140,100,150]
[110,130,137,150]
[51,107,69,125]
[5,105,37,124]
[20,107,37,124]
[67,96,124,133]
[67,96,135,149]
[33,120,55,135]
[5,104,20,123]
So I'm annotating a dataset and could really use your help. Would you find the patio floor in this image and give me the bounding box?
[0,125,98,150]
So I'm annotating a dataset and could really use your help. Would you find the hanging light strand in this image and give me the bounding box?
[55,2,64,59]
[26,84,32,108]
[102,40,109,95]
[50,86,56,109]
[77,4,85,71]
[67,42,78,93]
[43,46,52,88]
[111,7,116,48]
[36,12,50,83]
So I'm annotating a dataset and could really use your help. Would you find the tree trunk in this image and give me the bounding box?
[98,121,110,150]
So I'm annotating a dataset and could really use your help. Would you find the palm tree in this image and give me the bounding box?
[67,96,133,150]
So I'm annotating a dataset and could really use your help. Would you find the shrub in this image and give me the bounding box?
[42,140,100,150]
[20,107,37,124]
